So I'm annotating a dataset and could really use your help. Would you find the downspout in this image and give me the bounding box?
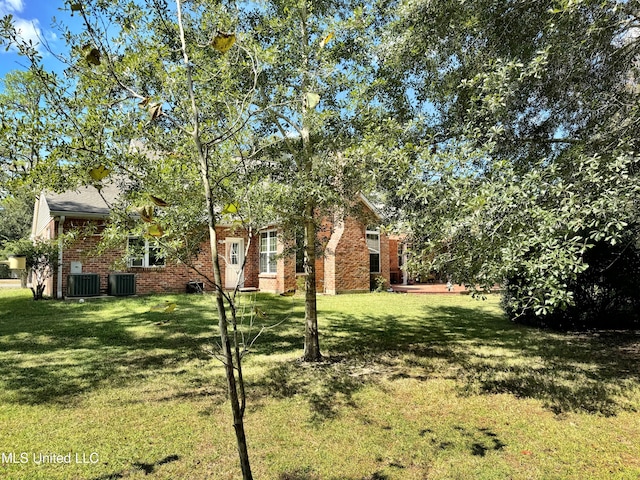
[402,242,408,285]
[57,216,64,299]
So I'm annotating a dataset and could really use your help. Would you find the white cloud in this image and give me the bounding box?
[0,0,25,15]
[12,17,42,46]
[1,0,44,53]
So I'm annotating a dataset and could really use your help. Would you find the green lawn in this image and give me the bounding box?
[0,289,639,480]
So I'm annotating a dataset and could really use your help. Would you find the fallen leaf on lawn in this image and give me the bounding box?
[150,302,176,313]
[252,306,267,319]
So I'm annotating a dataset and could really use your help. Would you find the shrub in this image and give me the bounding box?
[502,239,640,330]
[371,275,387,293]
[4,238,60,300]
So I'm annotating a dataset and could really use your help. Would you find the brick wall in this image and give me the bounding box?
[56,219,257,297]
[46,208,389,298]
[377,233,391,290]
[325,215,370,294]
[388,237,401,284]
[323,215,341,294]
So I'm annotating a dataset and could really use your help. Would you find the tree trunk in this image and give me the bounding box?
[175,0,253,475]
[303,208,322,362]
[202,175,252,479]
[31,283,44,300]
[209,226,253,480]
[299,5,321,362]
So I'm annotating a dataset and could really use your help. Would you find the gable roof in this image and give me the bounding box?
[33,181,382,237]
[32,184,121,238]
[358,193,382,221]
[45,183,120,217]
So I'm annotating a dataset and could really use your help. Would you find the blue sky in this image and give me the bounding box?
[0,0,78,78]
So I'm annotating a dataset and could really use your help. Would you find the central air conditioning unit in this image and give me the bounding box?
[108,273,136,296]
[67,274,101,297]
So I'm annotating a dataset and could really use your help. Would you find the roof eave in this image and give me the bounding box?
[49,210,110,220]
[358,193,382,221]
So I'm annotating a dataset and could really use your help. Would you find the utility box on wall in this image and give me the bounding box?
[7,255,26,270]
[108,273,136,296]
[67,274,100,297]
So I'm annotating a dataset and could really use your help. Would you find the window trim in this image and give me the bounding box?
[259,229,278,274]
[366,229,381,274]
[127,237,165,268]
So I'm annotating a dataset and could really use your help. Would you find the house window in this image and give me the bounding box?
[366,230,380,273]
[230,242,240,266]
[128,237,165,268]
[260,230,277,274]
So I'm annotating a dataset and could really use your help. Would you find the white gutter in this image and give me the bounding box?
[57,215,64,299]
[402,242,408,285]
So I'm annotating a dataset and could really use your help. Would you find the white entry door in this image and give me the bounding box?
[225,238,245,289]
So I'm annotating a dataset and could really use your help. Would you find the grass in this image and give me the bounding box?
[0,288,639,479]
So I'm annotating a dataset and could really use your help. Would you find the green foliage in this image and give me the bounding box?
[244,0,381,361]
[371,274,386,292]
[377,0,640,325]
[0,192,33,248]
[245,0,378,218]
[0,70,75,195]
[502,238,640,330]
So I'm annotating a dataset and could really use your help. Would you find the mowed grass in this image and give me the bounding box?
[0,289,639,480]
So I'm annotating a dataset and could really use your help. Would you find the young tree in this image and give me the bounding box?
[246,0,375,361]
[2,1,264,476]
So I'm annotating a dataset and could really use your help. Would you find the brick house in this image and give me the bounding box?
[31,185,391,298]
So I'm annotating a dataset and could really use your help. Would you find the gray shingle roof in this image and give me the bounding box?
[45,183,120,217]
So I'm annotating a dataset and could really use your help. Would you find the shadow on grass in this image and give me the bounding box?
[374,304,636,415]
[89,454,180,480]
[253,296,639,418]
[0,291,299,405]
[2,290,639,416]
[253,356,367,422]
[427,305,640,416]
[279,468,390,480]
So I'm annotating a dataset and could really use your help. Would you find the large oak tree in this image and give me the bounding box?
[376,0,640,326]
